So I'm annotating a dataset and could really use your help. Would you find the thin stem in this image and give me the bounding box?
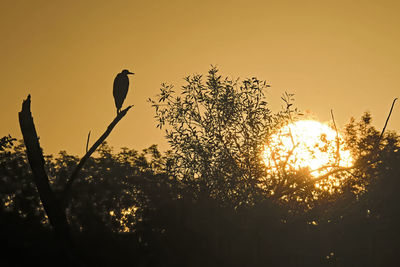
[330,109,341,165]
[377,98,398,146]
[85,130,91,153]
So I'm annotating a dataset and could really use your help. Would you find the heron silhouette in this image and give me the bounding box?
[113,69,134,114]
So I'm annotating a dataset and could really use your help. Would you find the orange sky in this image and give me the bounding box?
[1,0,399,156]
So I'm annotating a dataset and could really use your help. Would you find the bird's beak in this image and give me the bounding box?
[128,72,135,75]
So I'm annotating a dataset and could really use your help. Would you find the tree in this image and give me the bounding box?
[149,67,297,207]
[17,94,133,265]
[0,135,16,151]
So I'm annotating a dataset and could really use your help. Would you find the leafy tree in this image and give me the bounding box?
[324,113,400,265]
[149,67,297,206]
[0,139,178,266]
[0,139,45,222]
[0,135,16,151]
[149,67,359,211]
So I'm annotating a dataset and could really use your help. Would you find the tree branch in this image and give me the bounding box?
[85,130,91,153]
[62,105,133,202]
[377,98,398,145]
[331,109,341,165]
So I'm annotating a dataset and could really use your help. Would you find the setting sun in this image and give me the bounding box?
[263,120,353,178]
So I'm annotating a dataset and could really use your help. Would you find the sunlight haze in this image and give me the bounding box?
[263,120,353,177]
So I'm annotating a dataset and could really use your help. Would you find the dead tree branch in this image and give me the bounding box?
[377,98,398,145]
[62,105,133,202]
[331,109,341,165]
[85,130,91,153]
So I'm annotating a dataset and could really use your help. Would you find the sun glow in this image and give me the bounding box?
[263,120,353,178]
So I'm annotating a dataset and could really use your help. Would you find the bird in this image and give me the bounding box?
[113,69,134,114]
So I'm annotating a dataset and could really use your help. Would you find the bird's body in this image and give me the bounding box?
[113,69,134,114]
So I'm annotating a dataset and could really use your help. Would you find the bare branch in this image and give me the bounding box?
[278,157,381,198]
[377,98,398,145]
[277,166,354,197]
[63,105,133,202]
[330,109,341,164]
[85,130,91,153]
[281,142,299,174]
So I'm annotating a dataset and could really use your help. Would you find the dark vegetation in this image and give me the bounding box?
[1,68,399,266]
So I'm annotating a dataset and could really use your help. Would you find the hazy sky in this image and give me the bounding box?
[1,0,399,156]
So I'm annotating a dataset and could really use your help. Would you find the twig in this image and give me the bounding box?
[277,166,354,197]
[63,105,133,202]
[330,109,341,165]
[281,142,300,174]
[278,157,381,198]
[377,98,398,146]
[86,130,91,153]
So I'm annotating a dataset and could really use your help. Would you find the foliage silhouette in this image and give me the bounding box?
[2,68,399,266]
[149,67,299,207]
[2,111,400,266]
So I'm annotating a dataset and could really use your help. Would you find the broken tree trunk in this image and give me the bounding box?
[18,95,80,265]
[18,94,133,266]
